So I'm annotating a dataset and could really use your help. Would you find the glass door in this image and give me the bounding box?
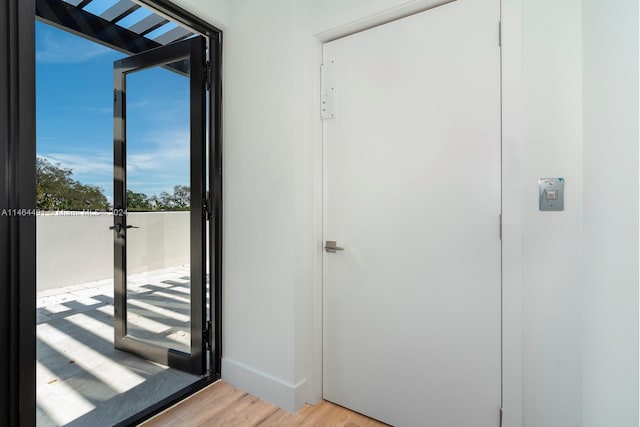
[112,37,207,375]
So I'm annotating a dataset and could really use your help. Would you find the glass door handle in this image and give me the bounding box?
[109,224,138,232]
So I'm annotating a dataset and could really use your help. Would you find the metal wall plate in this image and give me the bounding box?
[321,60,336,120]
[539,178,564,211]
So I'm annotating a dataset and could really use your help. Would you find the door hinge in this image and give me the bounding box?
[499,213,502,240]
[321,60,336,120]
[203,191,212,220]
[500,407,503,427]
[204,61,212,91]
[498,21,502,47]
[204,320,212,350]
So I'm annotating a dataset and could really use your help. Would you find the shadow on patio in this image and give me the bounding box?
[36,267,200,427]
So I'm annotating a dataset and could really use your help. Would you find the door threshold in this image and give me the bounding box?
[116,375,220,427]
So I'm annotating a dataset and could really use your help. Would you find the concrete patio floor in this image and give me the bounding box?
[36,266,201,427]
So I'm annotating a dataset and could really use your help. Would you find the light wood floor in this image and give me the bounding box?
[141,381,390,427]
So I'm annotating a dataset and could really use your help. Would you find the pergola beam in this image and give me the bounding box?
[129,13,168,36]
[35,0,189,74]
[153,26,192,45]
[100,0,140,23]
[36,0,162,54]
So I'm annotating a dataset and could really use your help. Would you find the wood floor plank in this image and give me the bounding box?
[206,394,279,426]
[258,409,295,427]
[142,411,182,426]
[174,390,250,426]
[141,381,389,427]
[144,383,247,426]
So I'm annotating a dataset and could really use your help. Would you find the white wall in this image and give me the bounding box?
[126,212,191,275]
[521,1,584,426]
[212,0,473,413]
[166,0,228,30]
[582,1,639,426]
[37,214,113,289]
[218,0,301,410]
[36,212,190,290]
[173,0,638,424]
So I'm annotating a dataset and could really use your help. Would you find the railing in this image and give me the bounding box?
[36,212,190,291]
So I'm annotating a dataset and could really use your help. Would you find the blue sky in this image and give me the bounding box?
[36,20,190,203]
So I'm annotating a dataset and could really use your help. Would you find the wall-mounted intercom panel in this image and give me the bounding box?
[539,178,564,211]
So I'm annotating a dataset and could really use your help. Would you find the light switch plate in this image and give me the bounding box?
[539,178,564,211]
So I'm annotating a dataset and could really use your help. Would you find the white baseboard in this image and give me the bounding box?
[221,358,308,413]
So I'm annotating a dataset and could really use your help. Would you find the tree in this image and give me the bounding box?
[36,157,110,211]
[154,185,190,211]
[127,189,153,211]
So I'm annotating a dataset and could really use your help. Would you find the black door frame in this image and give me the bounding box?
[113,36,207,376]
[1,1,37,426]
[0,0,223,425]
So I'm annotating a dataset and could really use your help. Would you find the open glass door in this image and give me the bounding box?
[112,37,207,375]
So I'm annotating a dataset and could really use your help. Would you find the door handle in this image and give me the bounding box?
[109,224,138,232]
[324,241,344,253]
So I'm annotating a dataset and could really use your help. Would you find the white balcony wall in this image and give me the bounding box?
[36,212,190,290]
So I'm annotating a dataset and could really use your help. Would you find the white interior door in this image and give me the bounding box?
[322,1,501,426]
